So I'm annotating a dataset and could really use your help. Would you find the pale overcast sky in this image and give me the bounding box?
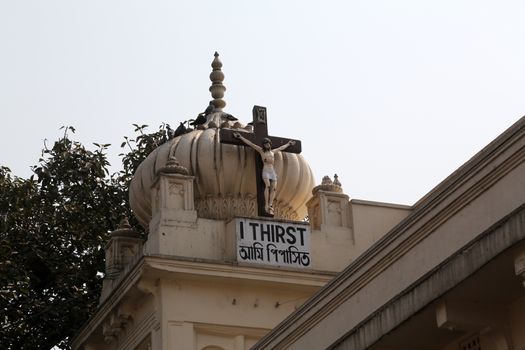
[1,0,524,205]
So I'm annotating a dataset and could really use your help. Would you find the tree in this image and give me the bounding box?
[0,124,169,350]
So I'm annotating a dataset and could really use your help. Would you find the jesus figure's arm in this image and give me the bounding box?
[233,132,263,154]
[273,140,296,152]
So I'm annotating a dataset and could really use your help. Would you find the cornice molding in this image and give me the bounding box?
[72,254,335,348]
[145,254,335,286]
[192,322,269,338]
[350,198,412,210]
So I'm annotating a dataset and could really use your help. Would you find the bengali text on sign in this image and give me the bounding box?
[235,218,311,268]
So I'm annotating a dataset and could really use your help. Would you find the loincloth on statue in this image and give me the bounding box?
[262,168,277,181]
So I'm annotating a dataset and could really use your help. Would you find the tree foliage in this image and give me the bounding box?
[0,124,168,350]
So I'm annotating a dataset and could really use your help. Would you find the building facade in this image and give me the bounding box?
[73,53,525,350]
[72,54,410,350]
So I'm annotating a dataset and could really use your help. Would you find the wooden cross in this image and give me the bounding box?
[220,105,301,217]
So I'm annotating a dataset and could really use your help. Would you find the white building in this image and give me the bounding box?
[73,54,525,350]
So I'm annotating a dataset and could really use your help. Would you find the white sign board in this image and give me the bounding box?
[235,218,311,268]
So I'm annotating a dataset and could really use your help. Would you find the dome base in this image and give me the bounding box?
[195,194,301,221]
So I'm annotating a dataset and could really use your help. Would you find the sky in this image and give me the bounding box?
[0,0,524,205]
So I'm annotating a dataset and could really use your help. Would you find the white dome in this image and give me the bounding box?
[129,111,315,227]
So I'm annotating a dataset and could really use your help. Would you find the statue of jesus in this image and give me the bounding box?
[233,132,296,215]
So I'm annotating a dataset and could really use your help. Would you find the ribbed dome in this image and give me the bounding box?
[129,111,315,228]
[130,52,315,227]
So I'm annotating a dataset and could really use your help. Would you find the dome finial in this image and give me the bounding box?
[209,52,226,110]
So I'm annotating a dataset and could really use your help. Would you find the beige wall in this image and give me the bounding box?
[160,277,317,349]
[350,199,411,256]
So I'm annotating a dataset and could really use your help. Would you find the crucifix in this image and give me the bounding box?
[220,105,302,217]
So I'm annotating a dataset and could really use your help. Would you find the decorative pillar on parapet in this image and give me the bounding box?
[307,174,352,232]
[149,155,197,234]
[100,217,144,302]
